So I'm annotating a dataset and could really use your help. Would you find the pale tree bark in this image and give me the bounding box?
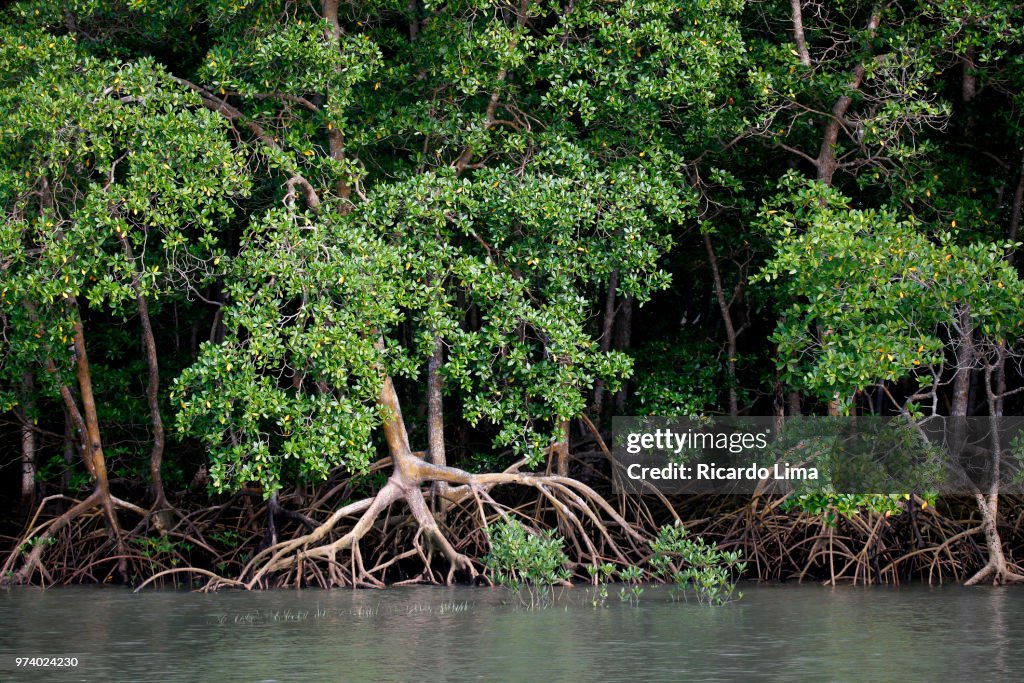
[790,0,812,68]
[951,306,974,420]
[427,335,448,509]
[18,372,37,510]
[949,307,1021,585]
[965,344,1023,585]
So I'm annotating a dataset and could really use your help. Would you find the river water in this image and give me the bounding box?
[0,583,1021,682]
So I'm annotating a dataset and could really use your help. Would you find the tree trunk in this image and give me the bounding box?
[62,407,75,492]
[789,0,811,67]
[1007,156,1024,256]
[120,236,169,518]
[613,295,633,413]
[814,9,881,186]
[950,308,1019,585]
[951,306,973,419]
[703,233,739,416]
[68,311,121,538]
[18,372,37,510]
[552,420,570,477]
[962,47,977,104]
[804,13,882,416]
[787,391,802,416]
[591,270,619,422]
[321,0,353,207]
[427,335,448,509]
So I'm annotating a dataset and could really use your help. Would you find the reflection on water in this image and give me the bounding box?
[1,583,1022,682]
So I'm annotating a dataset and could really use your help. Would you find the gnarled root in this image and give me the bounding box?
[1,490,134,587]
[965,559,1024,586]
[234,456,647,590]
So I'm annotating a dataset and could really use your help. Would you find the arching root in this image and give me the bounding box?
[965,560,1024,586]
[236,458,646,590]
[0,490,141,587]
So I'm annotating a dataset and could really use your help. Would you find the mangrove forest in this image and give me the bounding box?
[2,0,1024,596]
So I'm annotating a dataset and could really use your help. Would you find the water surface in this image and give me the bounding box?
[1,583,1021,682]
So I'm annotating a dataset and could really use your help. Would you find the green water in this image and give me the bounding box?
[1,583,1021,682]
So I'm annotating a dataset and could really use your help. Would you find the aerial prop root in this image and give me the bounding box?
[0,491,147,587]
[964,558,1024,586]
[238,462,648,589]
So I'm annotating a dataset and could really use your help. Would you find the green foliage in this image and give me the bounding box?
[0,18,251,494]
[6,0,745,493]
[629,339,724,416]
[585,562,616,608]
[616,564,644,606]
[18,535,57,553]
[484,518,570,608]
[780,492,937,526]
[2,0,1024,578]
[132,536,195,567]
[649,524,745,606]
[755,175,1024,411]
[207,529,243,549]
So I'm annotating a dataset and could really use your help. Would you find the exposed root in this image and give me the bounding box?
[227,455,648,590]
[5,453,1021,591]
[134,567,245,593]
[965,560,1024,586]
[2,491,104,587]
